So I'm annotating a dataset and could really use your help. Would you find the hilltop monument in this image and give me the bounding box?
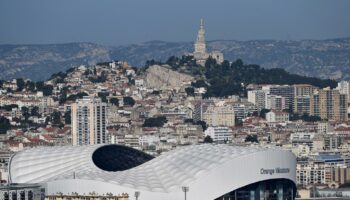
[192,19,224,66]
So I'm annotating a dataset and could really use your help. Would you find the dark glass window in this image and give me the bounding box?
[92,144,154,171]
[215,179,296,200]
[11,192,17,200]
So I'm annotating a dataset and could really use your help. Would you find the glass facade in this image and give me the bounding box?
[215,179,296,200]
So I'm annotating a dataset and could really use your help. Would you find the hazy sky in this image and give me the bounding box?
[0,0,349,45]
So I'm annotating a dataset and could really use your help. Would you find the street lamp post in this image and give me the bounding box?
[182,186,189,200]
[134,191,140,200]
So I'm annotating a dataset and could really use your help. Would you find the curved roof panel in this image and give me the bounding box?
[10,144,296,198]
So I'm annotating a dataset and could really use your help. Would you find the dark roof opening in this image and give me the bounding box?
[92,145,154,172]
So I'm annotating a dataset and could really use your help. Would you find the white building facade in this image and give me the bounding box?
[71,96,107,145]
[9,144,297,200]
[204,126,233,143]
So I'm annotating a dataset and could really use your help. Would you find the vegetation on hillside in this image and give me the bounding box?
[149,56,337,98]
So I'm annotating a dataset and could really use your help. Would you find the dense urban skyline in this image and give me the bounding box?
[0,0,350,45]
[1,1,350,199]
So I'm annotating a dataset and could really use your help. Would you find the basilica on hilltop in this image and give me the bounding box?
[192,19,224,66]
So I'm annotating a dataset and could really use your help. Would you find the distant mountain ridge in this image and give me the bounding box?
[0,38,349,81]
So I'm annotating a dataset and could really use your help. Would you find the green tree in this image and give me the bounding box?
[38,85,54,96]
[26,81,36,92]
[123,96,135,106]
[195,120,208,131]
[98,92,109,103]
[51,111,62,127]
[203,135,213,143]
[245,135,259,143]
[259,109,270,118]
[166,56,180,69]
[21,106,30,121]
[231,59,243,68]
[0,117,11,134]
[16,78,25,91]
[30,106,40,117]
[66,92,89,102]
[185,87,195,96]
[143,116,167,127]
[0,104,18,111]
[110,98,119,106]
[35,81,44,91]
[191,80,208,88]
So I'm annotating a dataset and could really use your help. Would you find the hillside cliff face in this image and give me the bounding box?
[0,38,349,81]
[144,65,194,90]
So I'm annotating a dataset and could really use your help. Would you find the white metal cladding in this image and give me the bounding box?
[9,144,296,200]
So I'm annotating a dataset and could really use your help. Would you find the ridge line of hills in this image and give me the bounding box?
[0,37,349,81]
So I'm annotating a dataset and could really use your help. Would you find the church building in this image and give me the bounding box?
[192,19,224,66]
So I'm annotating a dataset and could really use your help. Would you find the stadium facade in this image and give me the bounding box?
[9,144,296,200]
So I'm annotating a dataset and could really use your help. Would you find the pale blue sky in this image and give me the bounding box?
[0,0,349,45]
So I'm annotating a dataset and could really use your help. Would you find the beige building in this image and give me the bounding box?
[71,96,107,146]
[310,87,348,122]
[328,166,350,186]
[293,84,318,115]
[293,84,317,97]
[202,103,235,127]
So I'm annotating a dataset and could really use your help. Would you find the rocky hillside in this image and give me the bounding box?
[1,38,350,81]
[144,65,194,90]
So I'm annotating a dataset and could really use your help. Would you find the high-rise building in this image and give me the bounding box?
[247,90,267,110]
[192,19,224,65]
[310,87,348,122]
[266,94,287,111]
[71,96,107,146]
[262,85,294,108]
[337,80,350,96]
[294,96,311,115]
[293,84,317,97]
[293,84,318,115]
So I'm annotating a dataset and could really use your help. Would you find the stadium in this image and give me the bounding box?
[9,144,296,200]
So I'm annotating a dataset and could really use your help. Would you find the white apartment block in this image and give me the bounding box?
[296,163,326,186]
[204,126,233,143]
[266,110,289,123]
[71,96,107,146]
[247,90,267,110]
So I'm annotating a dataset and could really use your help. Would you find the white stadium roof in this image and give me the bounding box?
[10,144,296,200]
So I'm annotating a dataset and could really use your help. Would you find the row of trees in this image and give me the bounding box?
[8,78,54,96]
